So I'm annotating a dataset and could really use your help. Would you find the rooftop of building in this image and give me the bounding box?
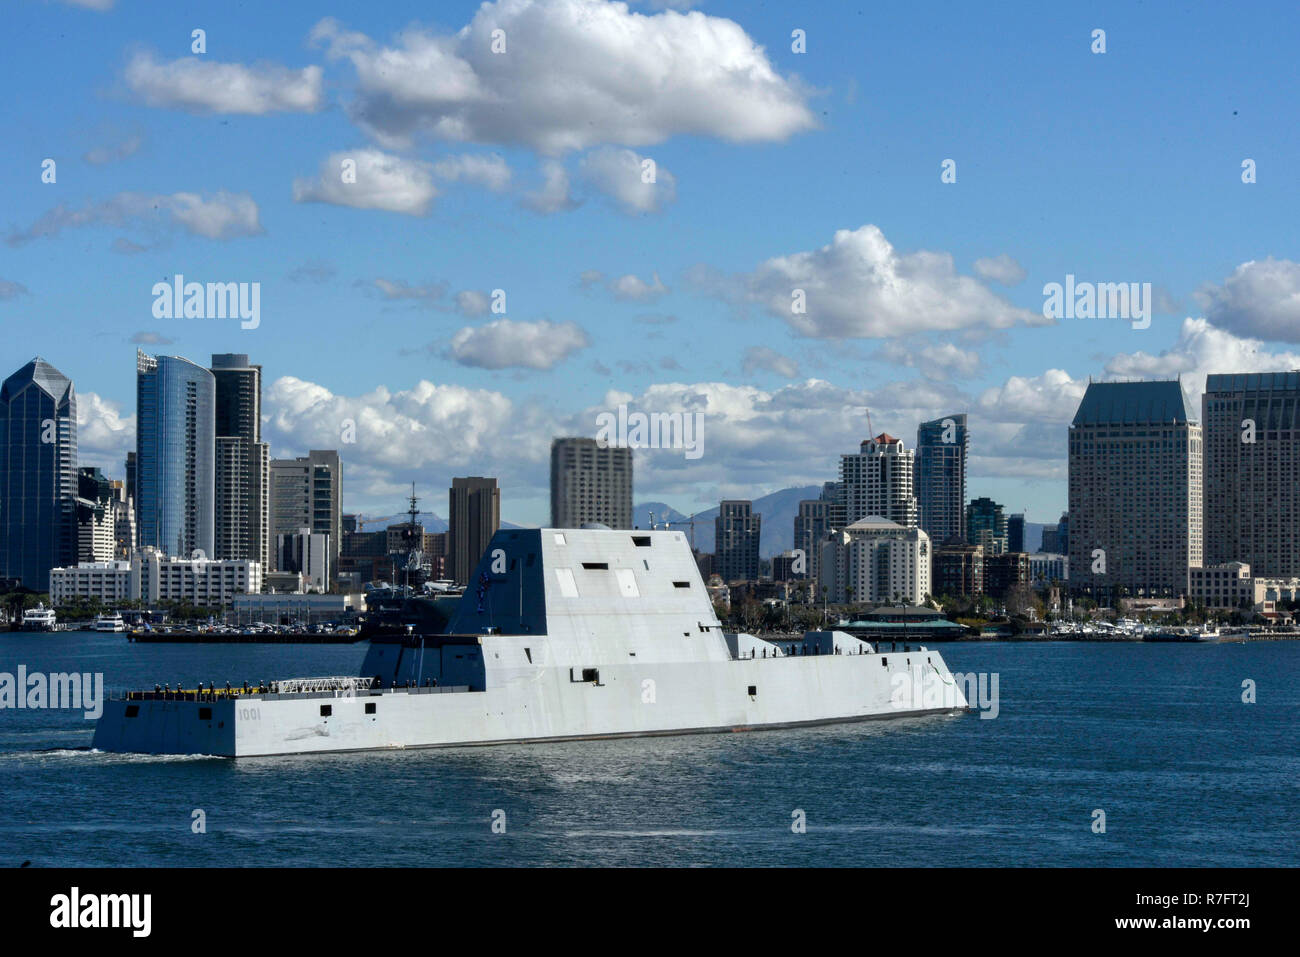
[1,357,74,403]
[844,516,904,530]
[1205,371,1300,393]
[1071,379,1195,427]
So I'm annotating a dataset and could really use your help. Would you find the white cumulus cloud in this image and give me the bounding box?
[1195,257,1300,343]
[125,52,324,114]
[579,147,677,213]
[293,149,437,215]
[446,318,590,369]
[718,224,1047,339]
[310,0,814,153]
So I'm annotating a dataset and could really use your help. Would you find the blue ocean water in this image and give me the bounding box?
[0,633,1296,867]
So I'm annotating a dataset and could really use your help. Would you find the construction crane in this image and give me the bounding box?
[647,511,698,551]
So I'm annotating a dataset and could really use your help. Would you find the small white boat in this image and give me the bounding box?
[21,603,57,631]
[93,612,127,633]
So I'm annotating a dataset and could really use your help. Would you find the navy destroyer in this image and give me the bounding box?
[93,526,968,756]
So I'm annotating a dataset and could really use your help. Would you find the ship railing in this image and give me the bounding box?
[272,676,377,694]
[113,676,379,702]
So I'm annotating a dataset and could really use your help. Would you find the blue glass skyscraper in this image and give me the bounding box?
[0,357,78,592]
[916,413,968,545]
[135,351,215,558]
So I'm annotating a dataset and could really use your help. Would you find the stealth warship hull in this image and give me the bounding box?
[93,527,968,757]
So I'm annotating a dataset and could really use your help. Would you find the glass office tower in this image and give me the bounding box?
[0,357,78,591]
[135,351,215,558]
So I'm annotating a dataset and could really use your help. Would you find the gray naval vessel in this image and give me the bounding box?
[93,526,968,757]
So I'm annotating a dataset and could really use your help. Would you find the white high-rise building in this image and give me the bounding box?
[839,433,918,528]
[818,518,931,605]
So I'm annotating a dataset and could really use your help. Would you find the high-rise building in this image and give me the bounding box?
[934,539,984,597]
[136,351,215,558]
[550,437,632,528]
[840,433,918,527]
[1068,380,1201,598]
[1203,372,1300,576]
[793,498,830,581]
[821,480,846,531]
[966,497,1008,555]
[276,528,332,593]
[76,467,117,563]
[0,358,78,591]
[818,518,931,605]
[124,451,137,504]
[1008,513,1026,553]
[449,476,500,585]
[270,450,341,583]
[715,500,761,583]
[915,414,968,545]
[984,552,1032,601]
[211,354,270,571]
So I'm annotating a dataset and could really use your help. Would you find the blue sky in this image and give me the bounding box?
[4,0,1300,527]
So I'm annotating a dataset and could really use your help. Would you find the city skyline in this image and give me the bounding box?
[5,1,1300,526]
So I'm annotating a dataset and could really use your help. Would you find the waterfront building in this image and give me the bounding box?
[1028,552,1069,586]
[212,354,270,571]
[276,527,332,593]
[818,517,931,605]
[1202,372,1300,576]
[270,450,341,583]
[933,537,985,597]
[1008,513,1026,553]
[840,433,918,527]
[0,357,79,592]
[1068,380,1202,598]
[136,351,215,558]
[915,414,968,545]
[49,548,262,606]
[966,497,1008,556]
[75,467,117,563]
[984,551,1032,600]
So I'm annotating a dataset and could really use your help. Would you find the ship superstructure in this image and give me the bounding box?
[93,527,967,756]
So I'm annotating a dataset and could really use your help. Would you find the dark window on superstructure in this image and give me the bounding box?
[881,657,888,666]
[198,707,212,720]
[582,562,609,569]
[632,536,652,546]
[748,685,757,696]
[582,668,600,682]
[125,705,139,718]
[673,581,690,588]
[365,702,376,714]
[320,704,332,717]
